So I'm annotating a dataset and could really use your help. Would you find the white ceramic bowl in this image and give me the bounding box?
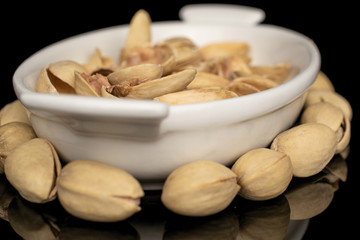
[13,12,320,187]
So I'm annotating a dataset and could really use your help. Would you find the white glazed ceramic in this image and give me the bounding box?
[13,6,320,187]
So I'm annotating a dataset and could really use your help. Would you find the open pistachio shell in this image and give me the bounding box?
[100,86,118,98]
[48,60,88,89]
[36,68,59,94]
[250,62,292,84]
[154,88,237,105]
[4,138,61,203]
[0,100,31,126]
[74,71,100,97]
[187,71,230,89]
[83,48,116,74]
[107,64,163,85]
[124,9,151,51]
[200,42,250,60]
[123,68,196,99]
[229,75,278,96]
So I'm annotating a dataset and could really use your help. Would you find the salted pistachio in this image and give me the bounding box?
[36,60,88,94]
[300,102,351,154]
[0,100,31,126]
[8,196,60,240]
[161,160,240,217]
[111,68,196,99]
[107,64,163,85]
[200,42,250,61]
[228,75,279,96]
[237,196,290,240]
[308,71,335,91]
[285,181,336,220]
[74,71,110,97]
[57,159,144,222]
[154,88,237,105]
[250,62,292,84]
[231,148,293,201]
[161,37,202,69]
[83,48,116,74]
[304,89,352,121]
[186,71,230,89]
[0,122,37,174]
[4,138,61,203]
[271,123,338,178]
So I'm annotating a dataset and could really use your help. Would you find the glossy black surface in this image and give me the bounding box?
[1,1,358,239]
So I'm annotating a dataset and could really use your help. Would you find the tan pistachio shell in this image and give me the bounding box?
[4,138,61,203]
[308,71,335,91]
[271,123,338,178]
[0,122,37,174]
[124,9,151,51]
[124,68,196,99]
[250,62,292,84]
[0,100,31,126]
[229,75,279,96]
[304,89,352,121]
[161,160,240,217]
[48,60,88,89]
[200,42,250,60]
[83,48,116,74]
[57,159,144,222]
[107,64,163,85]
[74,71,100,97]
[231,148,293,201]
[186,71,230,89]
[154,88,237,105]
[36,67,59,94]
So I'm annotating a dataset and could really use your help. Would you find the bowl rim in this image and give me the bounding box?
[12,21,321,131]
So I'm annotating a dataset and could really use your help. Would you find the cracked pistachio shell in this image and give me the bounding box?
[161,160,240,217]
[4,138,61,203]
[231,148,293,201]
[57,159,144,222]
[107,64,163,85]
[0,100,31,126]
[154,88,237,105]
[200,42,250,60]
[0,122,37,174]
[271,123,338,178]
[304,89,352,121]
[300,102,351,154]
[186,71,230,89]
[229,75,279,96]
[124,9,151,51]
[249,62,292,84]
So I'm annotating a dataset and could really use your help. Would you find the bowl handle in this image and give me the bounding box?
[20,93,170,140]
[179,4,265,26]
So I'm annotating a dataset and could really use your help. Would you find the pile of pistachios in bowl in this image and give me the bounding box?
[0,67,352,222]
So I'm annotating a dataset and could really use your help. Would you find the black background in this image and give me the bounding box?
[1,1,358,239]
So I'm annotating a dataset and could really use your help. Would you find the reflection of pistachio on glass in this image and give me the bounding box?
[0,100,31,126]
[325,154,348,182]
[0,175,17,221]
[4,138,61,203]
[236,196,290,240]
[161,160,240,217]
[285,181,336,220]
[57,159,144,222]
[0,122,37,173]
[271,123,338,178]
[8,196,60,240]
[231,148,293,201]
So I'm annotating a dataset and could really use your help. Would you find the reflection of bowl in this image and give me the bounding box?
[13,19,320,185]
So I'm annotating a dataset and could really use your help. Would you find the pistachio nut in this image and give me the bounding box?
[231,148,293,201]
[57,159,144,222]
[0,100,31,126]
[304,89,352,121]
[271,123,338,177]
[161,160,240,217]
[308,71,335,91]
[285,181,336,220]
[74,71,110,97]
[300,102,351,153]
[83,48,116,74]
[0,122,37,173]
[4,138,61,203]
[154,88,237,105]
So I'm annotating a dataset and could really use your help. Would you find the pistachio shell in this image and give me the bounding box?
[0,122,37,174]
[124,9,151,51]
[48,60,88,89]
[83,48,116,74]
[231,148,293,201]
[161,160,240,217]
[124,68,196,99]
[4,138,61,203]
[271,123,338,177]
[200,42,250,60]
[107,64,163,85]
[250,62,292,84]
[100,86,118,98]
[229,75,278,96]
[308,71,335,91]
[57,159,144,222]
[154,88,237,105]
[0,100,31,126]
[305,89,352,121]
[187,71,230,89]
[74,71,100,97]
[36,67,58,94]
